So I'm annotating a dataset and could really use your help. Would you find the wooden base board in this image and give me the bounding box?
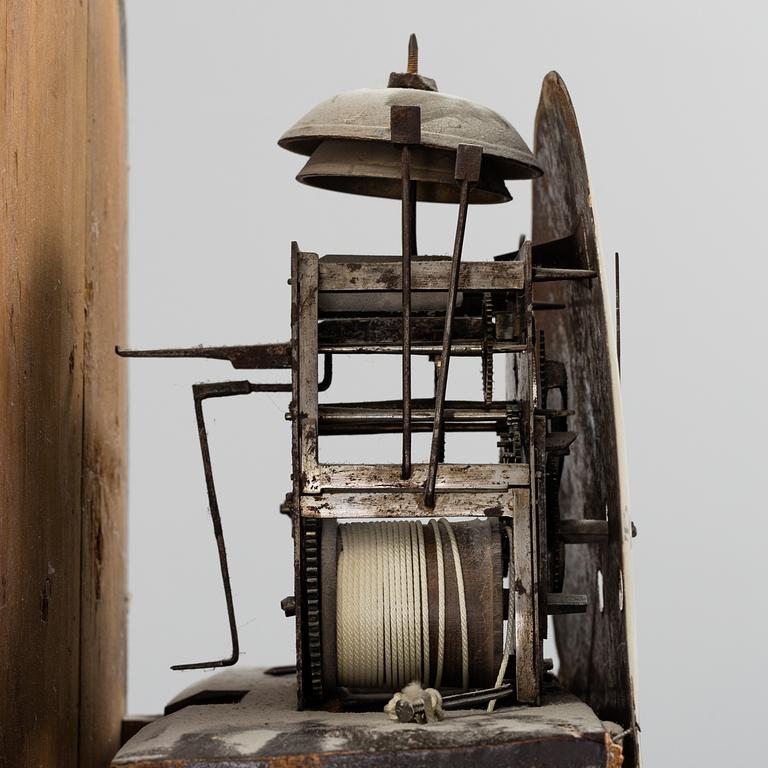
[112,668,617,767]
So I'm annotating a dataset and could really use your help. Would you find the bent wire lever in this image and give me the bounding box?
[171,379,291,671]
[117,343,334,669]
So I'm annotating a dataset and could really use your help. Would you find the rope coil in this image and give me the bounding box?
[336,518,474,690]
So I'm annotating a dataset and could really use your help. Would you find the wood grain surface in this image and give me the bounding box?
[530,71,639,765]
[0,2,127,766]
[112,668,611,768]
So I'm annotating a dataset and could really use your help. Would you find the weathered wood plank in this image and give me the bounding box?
[515,241,541,706]
[532,71,638,765]
[79,3,128,766]
[0,3,88,765]
[512,488,538,705]
[318,260,525,292]
[0,4,127,766]
[112,668,610,767]
[300,490,519,519]
[306,463,530,493]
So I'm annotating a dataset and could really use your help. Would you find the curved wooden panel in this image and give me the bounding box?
[531,71,640,764]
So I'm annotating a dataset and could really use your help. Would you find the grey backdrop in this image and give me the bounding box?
[125,2,767,764]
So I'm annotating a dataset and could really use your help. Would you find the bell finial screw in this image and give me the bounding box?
[407,34,418,74]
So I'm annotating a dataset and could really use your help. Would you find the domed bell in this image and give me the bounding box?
[279,37,543,204]
[296,139,513,204]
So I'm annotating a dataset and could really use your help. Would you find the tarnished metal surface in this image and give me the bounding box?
[174,379,293,671]
[290,239,554,704]
[295,139,512,204]
[387,34,438,92]
[279,88,542,179]
[424,144,482,506]
[119,35,636,761]
[112,669,610,767]
[389,105,420,479]
[116,342,292,369]
[317,257,525,292]
[279,50,542,206]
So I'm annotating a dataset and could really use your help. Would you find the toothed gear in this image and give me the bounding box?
[481,292,494,405]
[301,519,323,700]
[539,329,547,404]
[539,329,569,594]
[546,457,566,593]
[498,404,524,464]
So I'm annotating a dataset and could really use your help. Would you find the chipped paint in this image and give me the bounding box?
[113,668,609,766]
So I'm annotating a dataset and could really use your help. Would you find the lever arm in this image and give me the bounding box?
[424,144,482,507]
[171,378,291,671]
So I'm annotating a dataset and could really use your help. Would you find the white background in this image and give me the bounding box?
[125,2,768,764]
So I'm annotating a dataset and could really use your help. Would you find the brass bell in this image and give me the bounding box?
[278,36,542,204]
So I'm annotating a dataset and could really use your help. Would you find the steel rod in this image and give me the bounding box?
[172,381,249,670]
[171,379,291,671]
[320,404,509,422]
[424,179,472,506]
[533,267,597,282]
[115,342,292,369]
[391,104,421,480]
[401,145,413,479]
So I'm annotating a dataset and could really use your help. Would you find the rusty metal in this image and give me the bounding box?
[317,353,333,392]
[481,293,494,405]
[394,683,517,723]
[280,37,541,205]
[117,38,639,768]
[171,379,292,671]
[432,357,445,462]
[295,140,512,204]
[318,340,527,356]
[533,267,598,282]
[401,169,413,475]
[390,104,421,479]
[424,143,483,507]
[116,342,292,369]
[407,33,418,74]
[280,89,542,183]
[388,34,438,91]
[318,317,486,345]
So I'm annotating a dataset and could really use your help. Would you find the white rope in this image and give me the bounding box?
[336,519,471,691]
[415,522,430,685]
[439,518,469,690]
[374,522,385,686]
[429,519,446,688]
[393,521,408,684]
[382,522,394,686]
[362,523,376,686]
[402,522,416,682]
[336,523,348,683]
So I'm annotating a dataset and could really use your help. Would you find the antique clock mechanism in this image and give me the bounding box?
[116,35,639,768]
